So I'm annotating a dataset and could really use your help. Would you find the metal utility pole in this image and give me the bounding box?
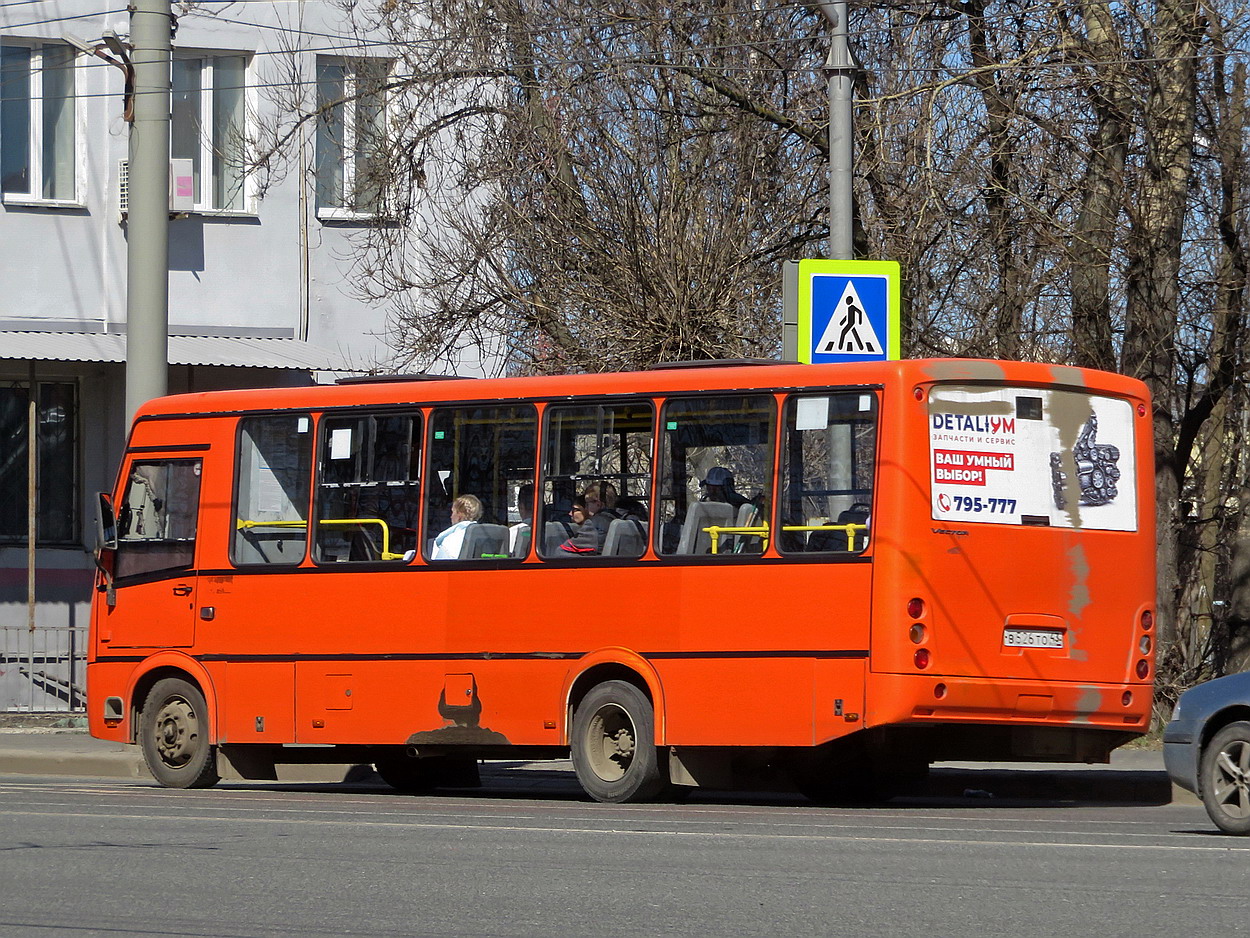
[125,0,172,425]
[817,0,856,260]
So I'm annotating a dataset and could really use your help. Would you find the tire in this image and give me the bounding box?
[139,678,219,789]
[374,754,481,793]
[1200,721,1250,835]
[571,680,665,803]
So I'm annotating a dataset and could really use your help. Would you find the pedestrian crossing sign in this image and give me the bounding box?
[795,259,900,364]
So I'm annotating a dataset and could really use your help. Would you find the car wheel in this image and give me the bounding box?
[1200,721,1250,835]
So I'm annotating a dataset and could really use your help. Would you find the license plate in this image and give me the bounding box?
[1003,628,1065,648]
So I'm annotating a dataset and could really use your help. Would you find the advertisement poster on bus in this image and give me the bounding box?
[928,386,1137,531]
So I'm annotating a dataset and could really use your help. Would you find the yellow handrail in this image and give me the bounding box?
[236,517,406,561]
[706,524,769,554]
[781,523,868,552]
[705,522,868,554]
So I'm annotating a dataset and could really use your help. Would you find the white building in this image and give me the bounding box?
[0,1,443,707]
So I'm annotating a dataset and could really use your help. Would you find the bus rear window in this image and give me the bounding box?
[928,385,1137,531]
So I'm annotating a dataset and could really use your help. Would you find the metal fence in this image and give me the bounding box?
[0,626,87,712]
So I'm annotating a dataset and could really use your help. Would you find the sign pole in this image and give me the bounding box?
[817,1,856,261]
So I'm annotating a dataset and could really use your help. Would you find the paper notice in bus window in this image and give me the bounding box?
[796,397,830,431]
[928,386,1137,532]
[330,427,352,460]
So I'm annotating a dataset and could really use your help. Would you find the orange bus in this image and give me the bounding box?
[88,358,1156,802]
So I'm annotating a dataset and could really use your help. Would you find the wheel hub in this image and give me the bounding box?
[1214,741,1250,819]
[153,698,198,767]
[585,705,636,782]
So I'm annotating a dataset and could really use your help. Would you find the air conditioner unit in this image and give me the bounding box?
[118,158,196,215]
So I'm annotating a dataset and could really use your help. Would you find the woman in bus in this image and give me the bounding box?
[560,483,625,554]
[431,494,483,560]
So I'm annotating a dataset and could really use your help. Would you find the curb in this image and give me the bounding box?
[0,745,146,780]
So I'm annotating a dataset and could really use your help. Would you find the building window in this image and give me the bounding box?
[0,382,77,545]
[172,54,248,211]
[315,57,389,216]
[0,42,78,202]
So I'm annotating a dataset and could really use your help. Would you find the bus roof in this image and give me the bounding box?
[134,358,1149,421]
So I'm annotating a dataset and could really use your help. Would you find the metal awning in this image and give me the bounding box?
[0,331,349,371]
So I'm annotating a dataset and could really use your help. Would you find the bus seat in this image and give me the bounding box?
[459,523,509,559]
[839,503,870,551]
[348,525,381,561]
[676,502,734,555]
[510,525,532,559]
[806,503,870,552]
[732,502,763,554]
[544,521,573,554]
[602,519,647,558]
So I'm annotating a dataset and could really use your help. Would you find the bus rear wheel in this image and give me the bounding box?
[139,678,220,789]
[571,680,664,803]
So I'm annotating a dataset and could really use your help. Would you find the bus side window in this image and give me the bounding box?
[114,459,203,579]
[538,401,654,560]
[656,395,775,557]
[423,404,537,562]
[779,392,877,554]
[232,415,313,566]
[314,412,421,563]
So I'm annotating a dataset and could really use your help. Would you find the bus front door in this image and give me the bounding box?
[100,458,204,650]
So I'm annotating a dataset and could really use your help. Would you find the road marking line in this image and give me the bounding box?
[2,808,1244,852]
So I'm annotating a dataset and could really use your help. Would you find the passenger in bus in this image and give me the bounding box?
[560,482,637,554]
[700,466,751,510]
[431,494,482,560]
[559,494,594,553]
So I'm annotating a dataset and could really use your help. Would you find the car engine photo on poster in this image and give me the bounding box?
[928,385,1137,531]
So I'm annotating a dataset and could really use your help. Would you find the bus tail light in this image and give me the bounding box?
[907,597,925,619]
[914,649,931,669]
[1141,610,1153,631]
[1122,691,1133,707]
[1139,635,1151,655]
[934,683,947,699]
[909,623,927,644]
[1135,659,1150,679]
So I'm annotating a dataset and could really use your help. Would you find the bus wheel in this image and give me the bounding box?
[139,678,220,789]
[571,680,664,803]
[1200,721,1250,835]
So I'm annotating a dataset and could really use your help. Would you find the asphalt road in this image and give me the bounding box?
[0,774,1242,938]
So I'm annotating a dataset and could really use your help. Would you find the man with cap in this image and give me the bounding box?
[700,466,750,509]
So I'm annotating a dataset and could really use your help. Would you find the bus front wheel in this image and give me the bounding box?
[571,680,664,803]
[139,678,220,789]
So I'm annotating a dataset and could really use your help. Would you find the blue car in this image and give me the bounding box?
[1163,671,1250,834]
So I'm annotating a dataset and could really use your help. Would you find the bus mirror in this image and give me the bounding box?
[96,492,119,551]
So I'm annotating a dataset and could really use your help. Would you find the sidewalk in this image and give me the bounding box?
[0,724,1193,804]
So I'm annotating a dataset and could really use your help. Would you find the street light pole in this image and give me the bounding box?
[817,0,856,261]
[124,0,172,425]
